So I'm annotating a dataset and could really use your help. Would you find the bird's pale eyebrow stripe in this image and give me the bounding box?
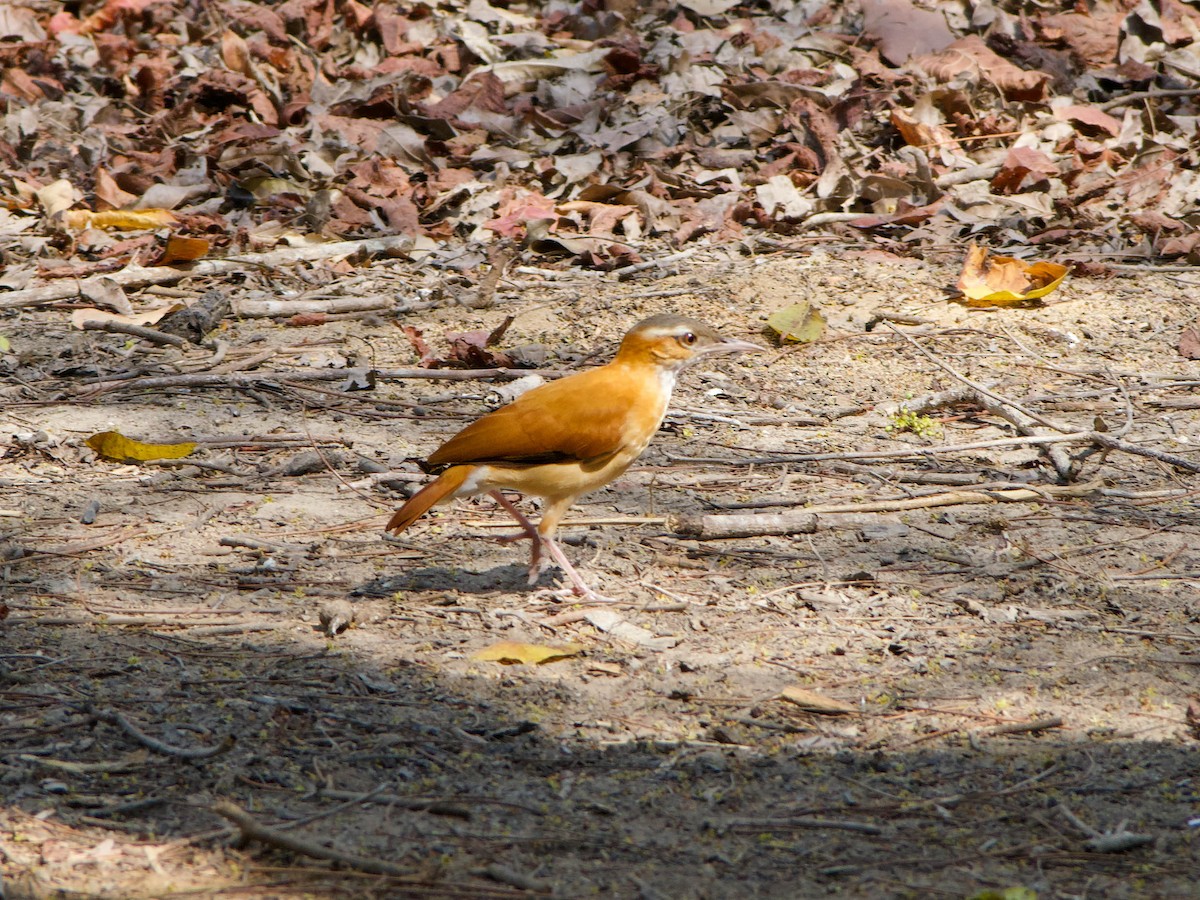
[636,326,691,340]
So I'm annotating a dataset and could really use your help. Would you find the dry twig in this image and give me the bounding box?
[0,235,416,310]
[210,800,416,877]
[93,707,235,760]
[81,319,188,348]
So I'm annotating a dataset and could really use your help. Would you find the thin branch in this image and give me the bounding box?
[210,800,416,877]
[667,482,1104,539]
[0,235,417,310]
[883,321,1072,432]
[81,319,188,348]
[93,707,235,760]
[987,717,1063,736]
[75,366,556,396]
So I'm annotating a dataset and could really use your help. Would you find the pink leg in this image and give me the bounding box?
[488,491,546,577]
[540,535,611,601]
[487,491,612,601]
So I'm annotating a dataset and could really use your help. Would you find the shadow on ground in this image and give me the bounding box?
[1,607,1196,899]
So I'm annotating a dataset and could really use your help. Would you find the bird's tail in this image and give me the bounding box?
[386,466,471,534]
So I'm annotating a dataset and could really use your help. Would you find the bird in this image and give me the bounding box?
[385,314,763,601]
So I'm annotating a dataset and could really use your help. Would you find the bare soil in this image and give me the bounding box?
[2,250,1199,898]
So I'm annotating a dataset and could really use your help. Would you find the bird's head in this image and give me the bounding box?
[615,315,764,370]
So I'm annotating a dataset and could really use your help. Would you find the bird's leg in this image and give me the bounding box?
[488,490,547,575]
[538,536,616,603]
[532,499,617,603]
[488,491,540,542]
[491,492,616,602]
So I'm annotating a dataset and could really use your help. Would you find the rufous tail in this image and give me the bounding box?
[386,466,471,534]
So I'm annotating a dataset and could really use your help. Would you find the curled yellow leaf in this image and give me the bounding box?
[85,431,196,463]
[472,640,582,665]
[955,243,1069,307]
[63,209,178,231]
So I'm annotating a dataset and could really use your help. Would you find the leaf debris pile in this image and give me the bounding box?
[4,0,1200,283]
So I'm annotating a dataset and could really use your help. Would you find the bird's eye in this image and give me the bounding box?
[681,332,697,346]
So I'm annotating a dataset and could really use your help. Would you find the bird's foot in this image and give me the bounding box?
[534,585,620,605]
[525,535,619,607]
[525,548,551,585]
[494,530,534,545]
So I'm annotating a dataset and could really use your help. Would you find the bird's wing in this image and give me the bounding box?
[427,366,649,466]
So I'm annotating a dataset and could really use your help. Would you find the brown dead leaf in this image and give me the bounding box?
[94,168,137,210]
[401,325,437,367]
[50,0,163,36]
[472,640,582,665]
[889,108,951,150]
[444,317,517,368]
[955,244,1069,307]
[1178,324,1200,360]
[1054,105,1122,138]
[2,68,46,101]
[557,200,639,237]
[779,686,856,715]
[221,30,253,77]
[1159,232,1200,260]
[86,431,196,463]
[914,35,1049,101]
[849,199,943,229]
[1037,12,1123,67]
[990,146,1059,194]
[0,4,46,41]
[35,180,78,218]
[485,195,558,239]
[861,0,955,66]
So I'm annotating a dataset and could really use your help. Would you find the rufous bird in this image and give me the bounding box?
[386,315,762,600]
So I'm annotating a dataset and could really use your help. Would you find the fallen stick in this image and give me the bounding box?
[81,319,188,348]
[987,716,1063,736]
[726,816,883,835]
[1090,431,1200,474]
[93,707,234,760]
[0,235,416,310]
[76,366,548,395]
[234,294,392,318]
[4,527,149,561]
[7,614,251,628]
[673,429,1200,475]
[210,800,416,877]
[668,482,1105,539]
[884,322,1075,478]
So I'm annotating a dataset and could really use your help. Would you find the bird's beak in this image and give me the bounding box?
[700,337,767,357]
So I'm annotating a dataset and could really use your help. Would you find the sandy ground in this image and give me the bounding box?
[2,248,1199,898]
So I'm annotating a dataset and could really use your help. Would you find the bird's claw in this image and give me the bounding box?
[533,586,619,605]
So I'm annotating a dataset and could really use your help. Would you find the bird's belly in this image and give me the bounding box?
[462,449,640,503]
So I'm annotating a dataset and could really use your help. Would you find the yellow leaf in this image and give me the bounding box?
[85,431,196,463]
[767,301,826,344]
[778,686,856,715]
[63,209,178,231]
[955,243,1068,307]
[472,640,582,665]
[969,889,1037,900]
